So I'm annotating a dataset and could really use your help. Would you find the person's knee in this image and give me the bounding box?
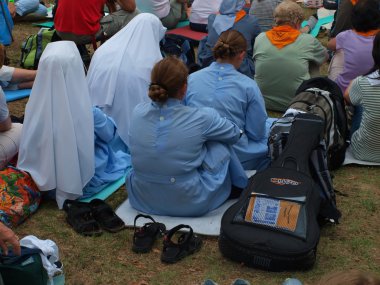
[34,3,48,16]
[15,0,40,16]
[0,123,22,169]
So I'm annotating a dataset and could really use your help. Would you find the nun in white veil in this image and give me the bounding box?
[17,41,95,208]
[87,13,167,146]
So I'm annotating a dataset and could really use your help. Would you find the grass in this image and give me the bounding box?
[4,6,380,285]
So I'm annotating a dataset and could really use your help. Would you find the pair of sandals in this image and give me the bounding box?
[132,214,202,264]
[63,199,125,236]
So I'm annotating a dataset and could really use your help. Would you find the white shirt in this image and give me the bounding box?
[189,0,222,25]
[136,0,170,18]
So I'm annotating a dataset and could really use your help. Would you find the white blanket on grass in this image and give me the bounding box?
[116,199,238,236]
[343,146,380,166]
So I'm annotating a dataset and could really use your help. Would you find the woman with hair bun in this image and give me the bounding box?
[186,30,273,171]
[197,0,261,79]
[126,57,247,217]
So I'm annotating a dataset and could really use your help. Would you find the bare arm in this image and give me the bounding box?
[0,222,20,256]
[343,80,353,105]
[327,37,337,51]
[0,116,12,132]
[7,2,16,18]
[116,0,136,12]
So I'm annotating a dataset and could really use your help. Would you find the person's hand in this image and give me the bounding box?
[8,2,16,18]
[0,222,21,256]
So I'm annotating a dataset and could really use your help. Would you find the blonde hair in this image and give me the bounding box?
[0,44,4,69]
[148,57,188,103]
[213,30,247,60]
[273,0,304,27]
[316,270,380,285]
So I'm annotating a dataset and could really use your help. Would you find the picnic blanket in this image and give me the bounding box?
[167,25,207,41]
[343,146,380,166]
[116,198,237,236]
[4,89,31,102]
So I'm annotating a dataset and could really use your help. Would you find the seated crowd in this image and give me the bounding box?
[0,0,380,272]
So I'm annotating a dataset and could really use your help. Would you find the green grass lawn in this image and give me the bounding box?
[5,8,380,285]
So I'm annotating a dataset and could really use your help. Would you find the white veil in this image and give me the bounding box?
[17,41,95,208]
[87,13,166,145]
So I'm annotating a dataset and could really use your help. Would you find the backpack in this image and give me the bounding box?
[219,114,325,271]
[160,34,200,73]
[269,113,342,224]
[0,0,13,46]
[289,77,348,170]
[20,28,59,69]
[0,247,48,285]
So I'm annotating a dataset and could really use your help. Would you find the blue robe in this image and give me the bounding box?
[126,98,247,217]
[197,14,261,78]
[82,107,131,198]
[186,62,274,171]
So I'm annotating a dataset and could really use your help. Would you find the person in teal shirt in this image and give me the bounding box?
[127,57,247,217]
[186,30,274,171]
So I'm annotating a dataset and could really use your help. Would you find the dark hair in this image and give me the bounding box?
[213,30,247,60]
[351,0,380,32]
[373,32,380,70]
[148,57,188,103]
[365,31,380,76]
[0,44,4,69]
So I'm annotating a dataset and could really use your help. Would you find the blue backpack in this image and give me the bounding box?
[0,0,13,46]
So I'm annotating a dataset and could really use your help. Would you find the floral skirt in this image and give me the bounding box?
[0,167,41,228]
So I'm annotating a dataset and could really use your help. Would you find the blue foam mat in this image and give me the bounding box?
[5,89,31,102]
[175,20,189,29]
[302,15,334,37]
[79,174,126,203]
[32,21,54,28]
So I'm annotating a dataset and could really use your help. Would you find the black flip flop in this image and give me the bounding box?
[89,199,125,233]
[161,224,202,263]
[132,214,166,253]
[63,200,102,237]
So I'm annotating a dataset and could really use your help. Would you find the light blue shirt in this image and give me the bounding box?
[82,107,131,198]
[197,14,261,78]
[126,98,246,216]
[186,62,272,170]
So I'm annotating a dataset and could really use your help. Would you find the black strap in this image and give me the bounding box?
[133,214,156,230]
